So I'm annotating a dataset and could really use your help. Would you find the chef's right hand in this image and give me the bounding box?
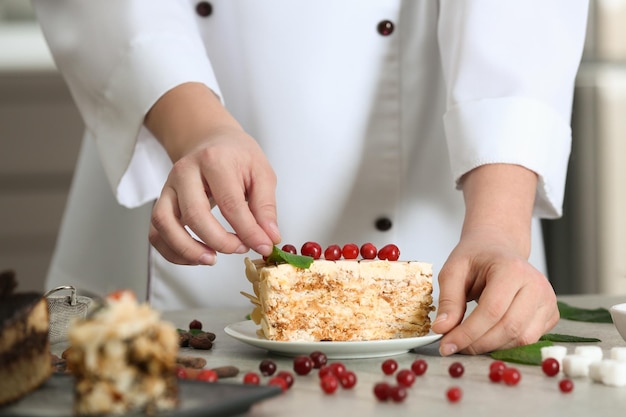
[144,82,281,265]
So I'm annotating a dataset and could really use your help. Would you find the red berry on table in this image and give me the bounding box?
[259,359,277,376]
[328,362,347,377]
[324,244,342,260]
[381,358,398,375]
[396,369,416,387]
[360,243,378,259]
[489,360,506,382]
[318,365,334,379]
[373,382,391,402]
[243,372,260,385]
[448,362,464,378]
[268,376,289,392]
[309,350,328,369]
[301,241,322,259]
[339,371,358,389]
[389,385,408,403]
[276,371,294,388]
[502,367,522,386]
[377,244,400,261]
[281,244,297,254]
[411,359,428,376]
[559,378,574,393]
[189,319,202,330]
[542,357,560,377]
[196,369,218,382]
[320,374,339,394]
[293,355,314,375]
[446,386,463,403]
[341,243,359,259]
[176,367,189,379]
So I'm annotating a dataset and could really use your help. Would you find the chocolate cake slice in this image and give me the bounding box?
[0,270,51,406]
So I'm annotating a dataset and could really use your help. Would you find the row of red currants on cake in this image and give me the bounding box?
[278,242,400,261]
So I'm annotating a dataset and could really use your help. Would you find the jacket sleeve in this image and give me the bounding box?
[32,0,221,208]
[438,0,589,218]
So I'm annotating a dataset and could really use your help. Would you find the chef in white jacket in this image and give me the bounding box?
[33,0,588,355]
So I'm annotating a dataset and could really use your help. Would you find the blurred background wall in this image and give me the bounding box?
[0,1,625,296]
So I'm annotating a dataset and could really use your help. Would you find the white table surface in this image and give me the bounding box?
[161,294,626,417]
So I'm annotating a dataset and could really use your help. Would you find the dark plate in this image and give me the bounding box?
[0,374,281,417]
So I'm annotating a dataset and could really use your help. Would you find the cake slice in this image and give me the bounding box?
[243,258,435,342]
[0,270,51,406]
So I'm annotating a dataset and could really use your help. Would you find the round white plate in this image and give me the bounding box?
[224,320,442,359]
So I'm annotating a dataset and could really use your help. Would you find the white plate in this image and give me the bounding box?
[224,320,442,359]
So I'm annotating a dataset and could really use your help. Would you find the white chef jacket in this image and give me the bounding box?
[33,0,589,310]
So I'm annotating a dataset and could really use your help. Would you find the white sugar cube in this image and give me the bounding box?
[563,354,593,378]
[574,345,603,362]
[541,345,568,368]
[610,347,626,362]
[588,361,604,383]
[600,360,626,387]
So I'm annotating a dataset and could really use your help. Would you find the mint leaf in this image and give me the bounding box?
[490,340,553,366]
[558,301,613,323]
[265,245,314,269]
[539,333,601,343]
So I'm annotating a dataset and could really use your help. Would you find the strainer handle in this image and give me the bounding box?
[44,285,77,306]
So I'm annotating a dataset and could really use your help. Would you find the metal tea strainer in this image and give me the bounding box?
[44,285,94,344]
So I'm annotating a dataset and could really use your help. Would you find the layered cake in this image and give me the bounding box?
[65,290,179,415]
[243,244,435,342]
[0,270,51,406]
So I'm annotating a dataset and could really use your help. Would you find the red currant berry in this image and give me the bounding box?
[502,367,522,386]
[259,359,277,376]
[360,243,378,259]
[324,244,342,260]
[446,386,463,403]
[281,244,297,254]
[559,378,574,393]
[276,371,294,388]
[489,369,503,383]
[196,369,218,382]
[176,367,189,379]
[328,362,347,377]
[293,355,314,376]
[373,382,391,402]
[377,244,400,261]
[396,369,416,387]
[318,365,334,379]
[309,351,328,369]
[448,362,464,378]
[320,374,339,394]
[381,359,398,375]
[342,243,359,259]
[243,372,260,385]
[268,376,289,392]
[189,319,202,330]
[389,385,408,403]
[411,359,428,376]
[489,360,506,374]
[339,371,357,389]
[301,241,322,259]
[542,357,560,377]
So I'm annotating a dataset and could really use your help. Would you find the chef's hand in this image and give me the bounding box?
[144,82,281,265]
[431,164,560,355]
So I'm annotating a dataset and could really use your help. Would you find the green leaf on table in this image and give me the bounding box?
[490,340,553,366]
[557,301,613,323]
[539,333,601,343]
[265,245,314,269]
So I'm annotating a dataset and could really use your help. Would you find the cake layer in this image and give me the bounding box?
[244,258,435,342]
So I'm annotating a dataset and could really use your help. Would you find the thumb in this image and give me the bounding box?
[430,260,469,336]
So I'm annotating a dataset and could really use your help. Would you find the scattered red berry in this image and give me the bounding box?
[446,386,463,403]
[396,369,416,387]
[242,372,260,385]
[281,244,297,254]
[301,241,322,259]
[259,359,277,376]
[377,244,400,261]
[268,376,289,392]
[411,359,428,376]
[293,355,314,376]
[324,244,342,261]
[318,365,334,379]
[189,319,202,330]
[489,360,506,383]
[328,362,347,377]
[309,351,328,369]
[276,371,294,388]
[381,359,398,375]
[559,378,574,393]
[339,371,358,389]
[448,362,464,378]
[176,367,188,379]
[373,382,391,402]
[342,243,359,259]
[196,369,218,382]
[542,358,560,377]
[360,243,378,259]
[502,367,522,386]
[320,374,339,394]
[389,385,408,403]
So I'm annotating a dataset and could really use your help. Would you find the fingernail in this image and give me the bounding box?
[432,312,448,326]
[439,343,458,356]
[198,253,216,265]
[235,245,249,254]
[256,244,272,256]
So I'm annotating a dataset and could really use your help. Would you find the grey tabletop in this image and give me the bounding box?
[162,294,626,417]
